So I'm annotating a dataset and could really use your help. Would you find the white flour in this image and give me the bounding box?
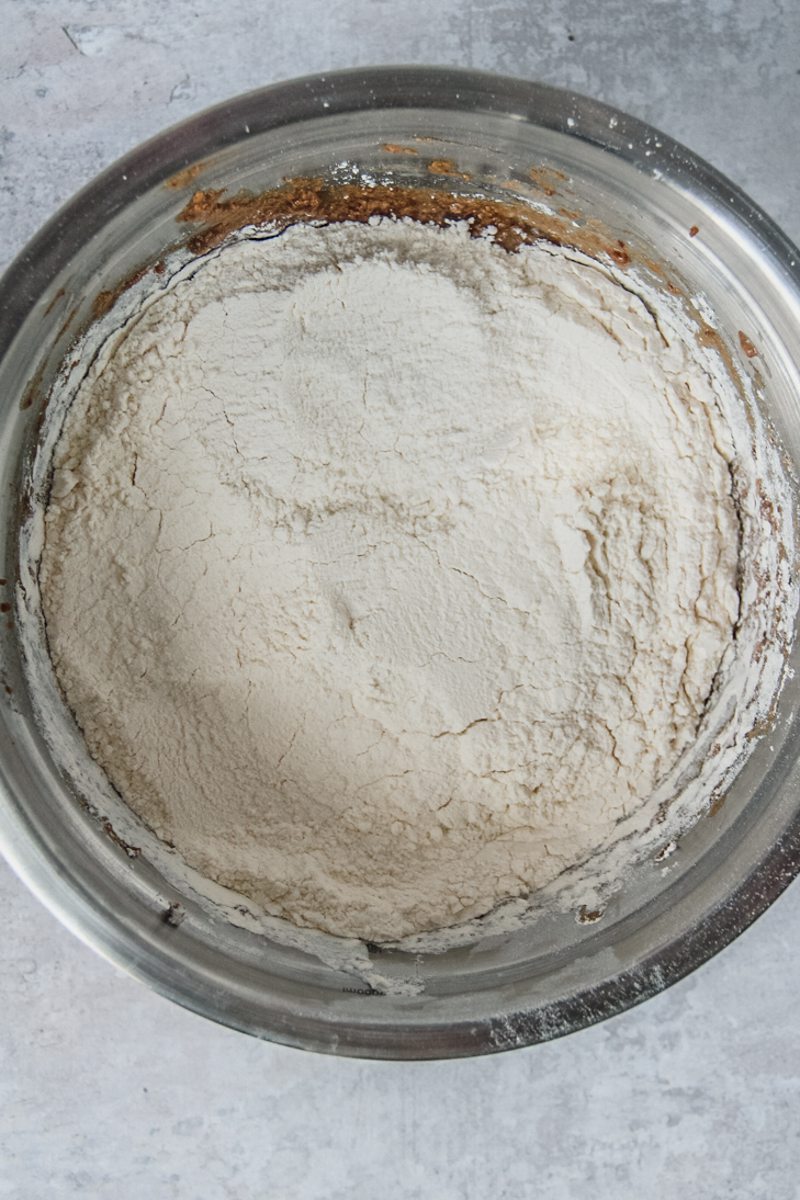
[37,219,755,941]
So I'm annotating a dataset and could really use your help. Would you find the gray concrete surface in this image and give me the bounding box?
[1,1,799,1197]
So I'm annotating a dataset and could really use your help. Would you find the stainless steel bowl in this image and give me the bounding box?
[1,67,799,1059]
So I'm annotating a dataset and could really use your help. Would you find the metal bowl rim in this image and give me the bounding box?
[1,65,799,1059]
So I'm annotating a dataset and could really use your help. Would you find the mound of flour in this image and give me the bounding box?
[39,218,743,941]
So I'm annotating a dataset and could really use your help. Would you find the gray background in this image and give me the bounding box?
[2,1,799,1197]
